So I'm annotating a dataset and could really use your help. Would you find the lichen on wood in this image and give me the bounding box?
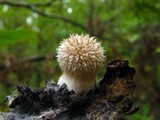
[1,59,139,120]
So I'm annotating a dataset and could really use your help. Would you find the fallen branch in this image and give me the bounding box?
[1,59,138,120]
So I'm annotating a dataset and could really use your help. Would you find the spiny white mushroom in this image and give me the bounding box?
[56,34,106,95]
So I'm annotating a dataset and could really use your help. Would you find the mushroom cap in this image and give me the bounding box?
[56,34,106,75]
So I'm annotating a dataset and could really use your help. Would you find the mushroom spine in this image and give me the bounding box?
[56,34,106,94]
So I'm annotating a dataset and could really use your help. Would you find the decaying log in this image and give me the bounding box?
[0,59,138,120]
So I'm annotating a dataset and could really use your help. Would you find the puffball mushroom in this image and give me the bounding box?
[56,34,106,95]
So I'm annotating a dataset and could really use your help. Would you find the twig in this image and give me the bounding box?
[0,0,54,7]
[22,54,56,62]
[0,0,87,31]
[87,0,95,35]
[28,6,87,31]
[0,54,56,71]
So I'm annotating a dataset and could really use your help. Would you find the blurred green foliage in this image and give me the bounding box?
[0,0,160,119]
[0,28,37,47]
[129,103,153,120]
